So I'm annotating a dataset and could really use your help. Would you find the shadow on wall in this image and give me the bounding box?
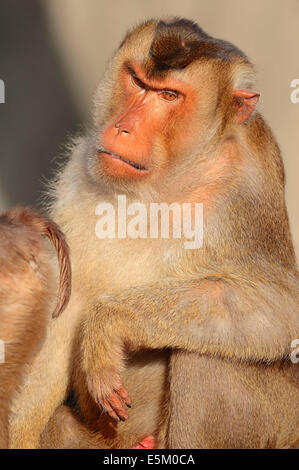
[0,0,81,211]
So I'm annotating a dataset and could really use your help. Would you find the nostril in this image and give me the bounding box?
[115,122,130,135]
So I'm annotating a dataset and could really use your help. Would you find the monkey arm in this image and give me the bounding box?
[84,276,298,358]
[80,276,298,420]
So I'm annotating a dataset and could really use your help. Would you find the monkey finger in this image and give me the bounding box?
[116,385,132,408]
[109,393,129,420]
[102,398,122,422]
[105,394,129,421]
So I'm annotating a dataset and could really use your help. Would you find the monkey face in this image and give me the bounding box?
[89,20,210,188]
[97,61,195,180]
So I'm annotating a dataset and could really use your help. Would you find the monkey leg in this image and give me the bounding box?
[40,405,156,449]
[168,352,299,449]
[9,294,84,449]
[0,407,9,449]
[39,405,106,449]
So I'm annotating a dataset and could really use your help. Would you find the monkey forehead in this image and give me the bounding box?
[118,17,249,75]
[125,60,196,95]
[150,19,248,73]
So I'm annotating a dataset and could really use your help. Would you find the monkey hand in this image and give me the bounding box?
[86,368,131,422]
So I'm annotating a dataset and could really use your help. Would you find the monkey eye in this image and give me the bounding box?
[159,90,178,102]
[131,74,144,89]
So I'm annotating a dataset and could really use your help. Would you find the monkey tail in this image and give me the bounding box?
[3,206,72,318]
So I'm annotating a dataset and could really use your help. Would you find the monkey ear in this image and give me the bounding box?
[233,90,260,124]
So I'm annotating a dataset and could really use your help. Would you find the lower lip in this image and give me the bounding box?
[99,151,149,177]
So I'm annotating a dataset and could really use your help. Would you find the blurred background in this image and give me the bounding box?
[0,0,298,255]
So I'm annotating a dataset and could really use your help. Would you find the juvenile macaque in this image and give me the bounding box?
[0,206,71,448]
[10,18,299,449]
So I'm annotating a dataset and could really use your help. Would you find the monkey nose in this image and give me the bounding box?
[115,122,130,135]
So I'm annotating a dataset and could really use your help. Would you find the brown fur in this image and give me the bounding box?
[9,18,299,449]
[0,206,71,448]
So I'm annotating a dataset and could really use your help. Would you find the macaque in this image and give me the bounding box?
[0,206,71,448]
[10,18,299,449]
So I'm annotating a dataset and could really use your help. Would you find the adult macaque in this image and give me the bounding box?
[10,18,299,449]
[0,206,71,448]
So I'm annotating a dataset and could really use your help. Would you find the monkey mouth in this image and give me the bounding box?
[97,147,148,172]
